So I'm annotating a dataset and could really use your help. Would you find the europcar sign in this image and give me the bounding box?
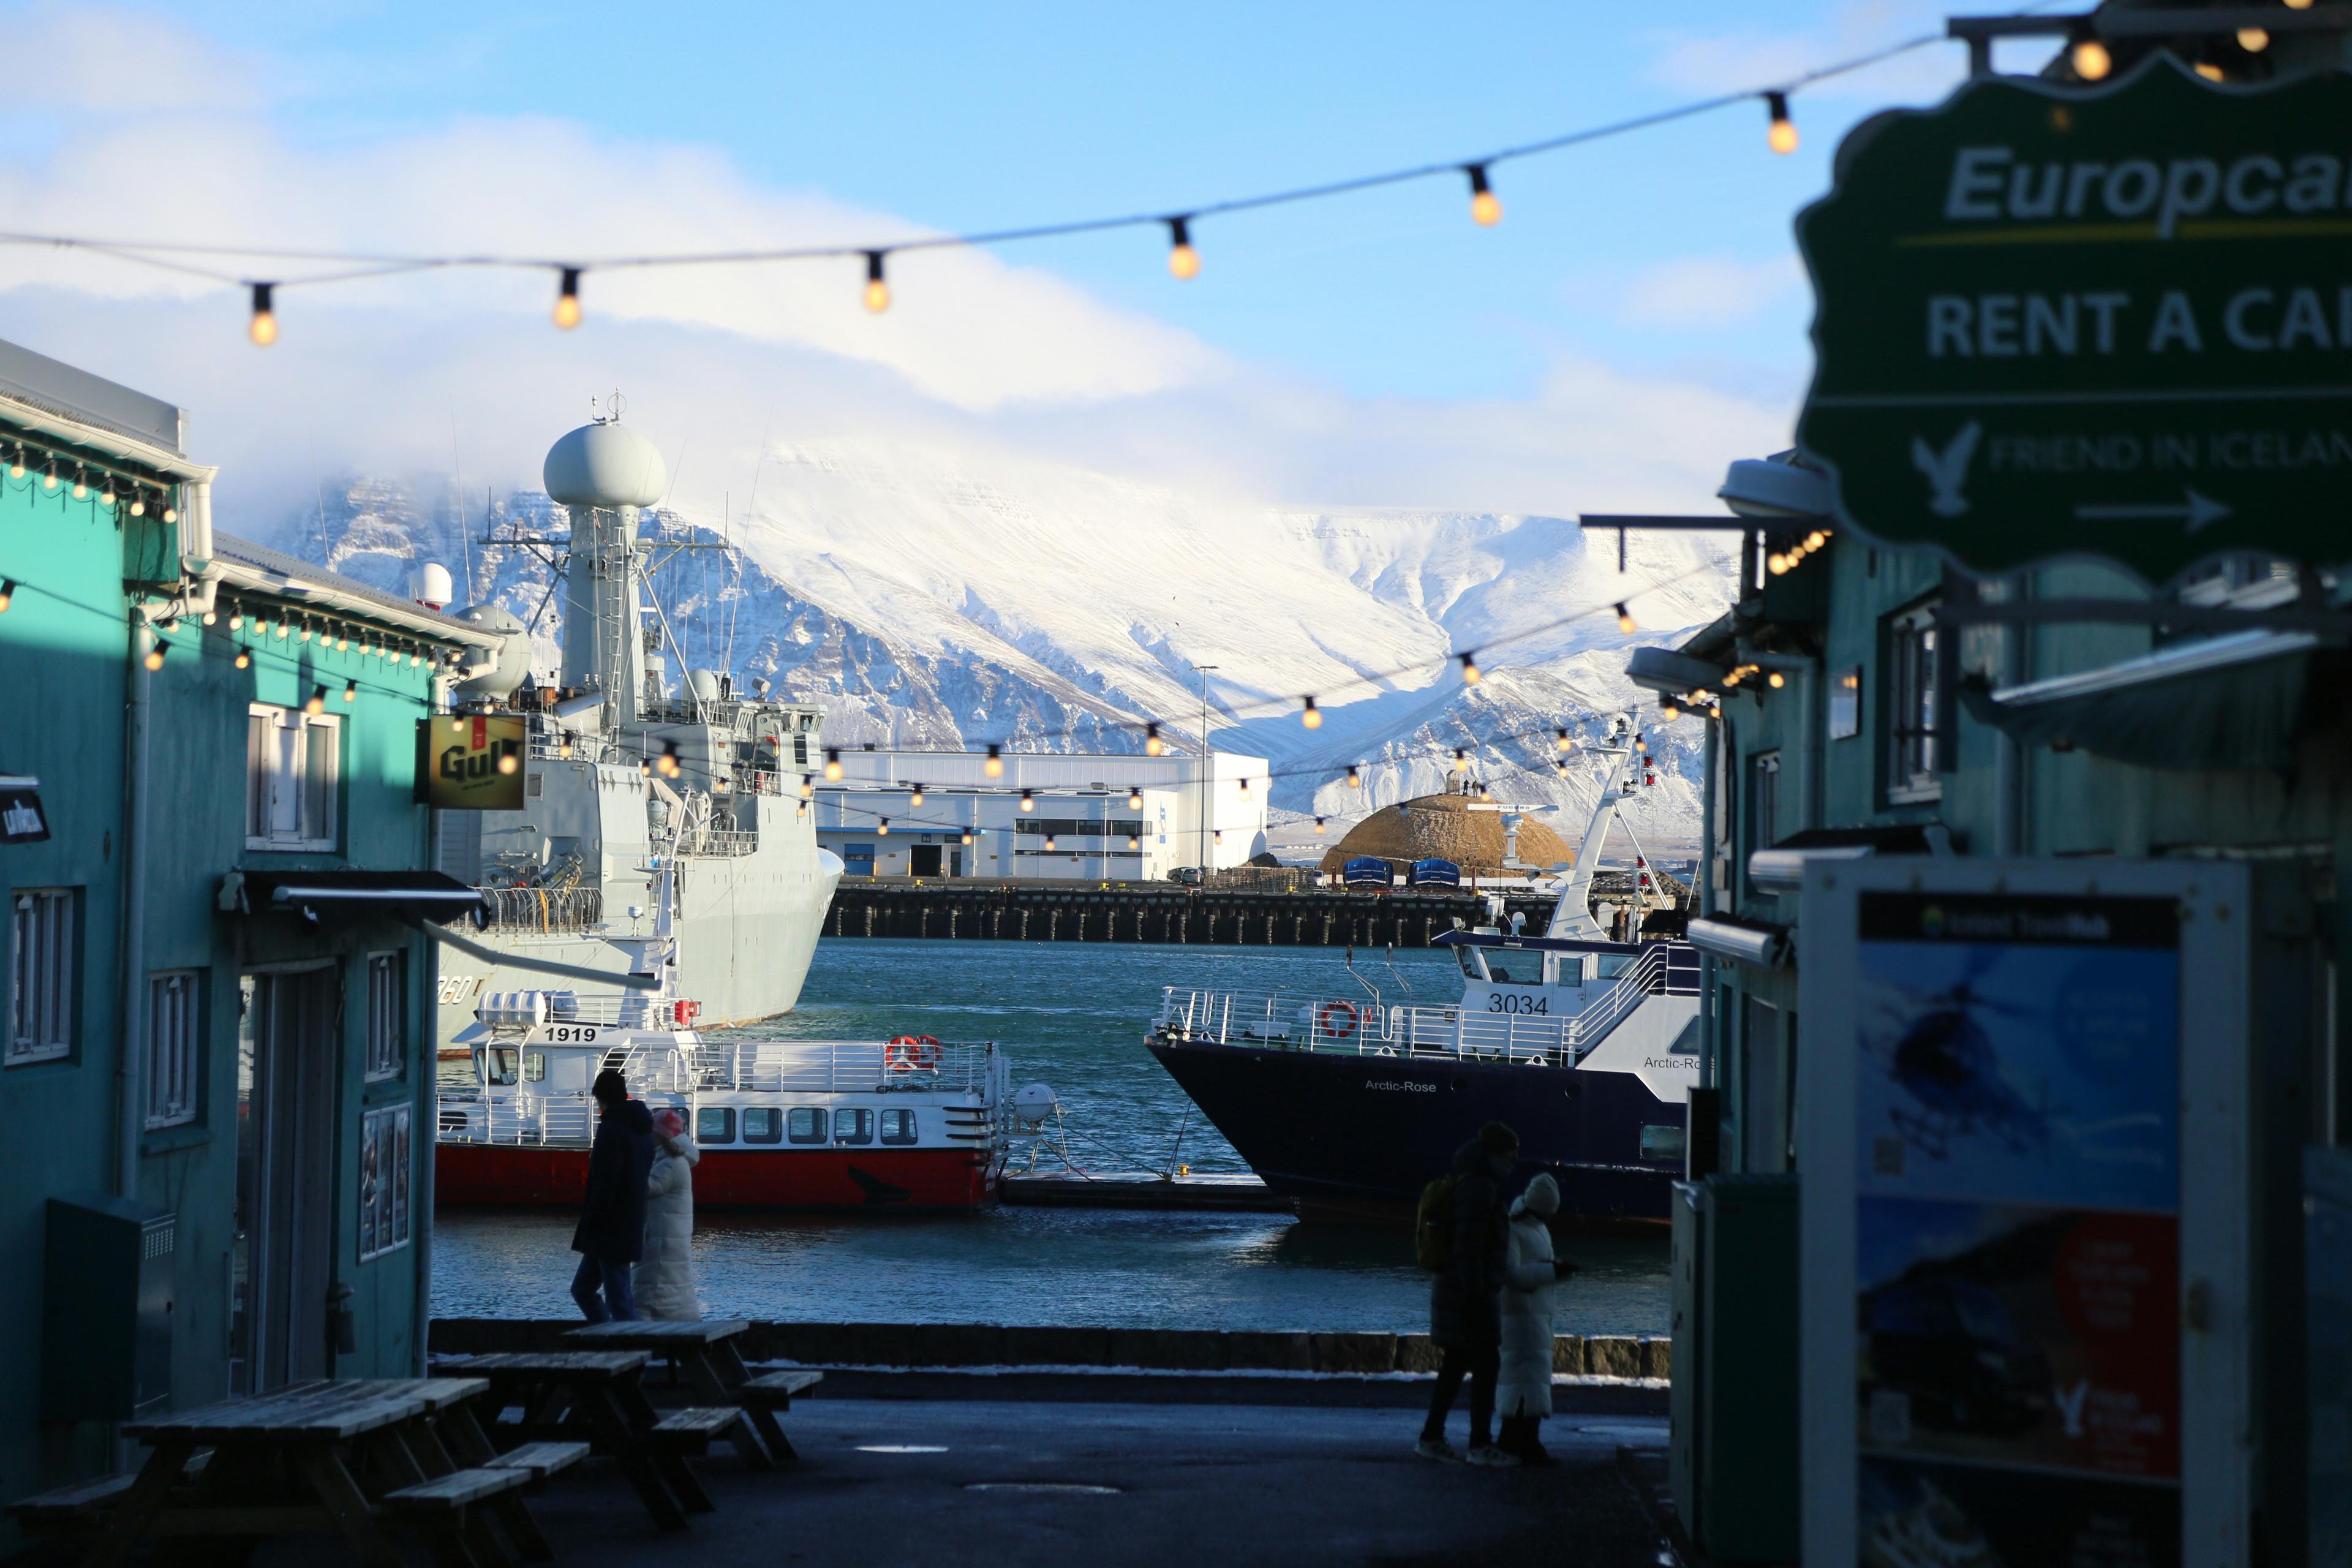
[420,714,526,810]
[1798,59,2352,584]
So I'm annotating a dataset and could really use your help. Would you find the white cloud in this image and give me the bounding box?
[1643,1,1977,107]
[0,4,265,110]
[1619,253,1805,330]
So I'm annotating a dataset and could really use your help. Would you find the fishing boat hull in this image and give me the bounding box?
[1145,1035,1685,1228]
[434,1142,996,1210]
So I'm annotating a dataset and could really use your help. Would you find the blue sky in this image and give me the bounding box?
[0,1,2059,522]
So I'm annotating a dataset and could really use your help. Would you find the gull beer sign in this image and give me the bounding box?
[421,714,526,810]
[1797,59,2352,583]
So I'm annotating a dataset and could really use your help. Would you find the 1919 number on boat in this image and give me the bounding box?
[533,1024,601,1044]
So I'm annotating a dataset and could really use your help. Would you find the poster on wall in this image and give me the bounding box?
[1801,867,2244,1568]
[419,714,526,811]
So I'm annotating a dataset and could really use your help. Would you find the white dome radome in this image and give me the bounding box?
[544,420,666,510]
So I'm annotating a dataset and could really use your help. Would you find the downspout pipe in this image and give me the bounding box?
[116,620,154,1199]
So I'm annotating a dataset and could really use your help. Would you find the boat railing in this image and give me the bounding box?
[678,827,759,858]
[1153,941,1698,1065]
[472,885,605,932]
[689,1038,997,1095]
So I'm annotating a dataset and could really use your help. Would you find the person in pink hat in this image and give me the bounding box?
[634,1107,703,1320]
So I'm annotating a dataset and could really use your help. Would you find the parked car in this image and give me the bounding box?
[1169,865,1205,887]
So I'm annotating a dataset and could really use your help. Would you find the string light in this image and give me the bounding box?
[342,678,358,703]
[824,747,843,782]
[162,503,176,524]
[985,743,1005,778]
[1144,723,1163,757]
[1127,835,1140,850]
[304,684,326,715]
[1127,789,1143,810]
[70,470,88,500]
[2237,26,2269,51]
[878,818,890,835]
[1459,651,1480,685]
[2071,31,2113,80]
[1555,727,1572,752]
[497,749,519,775]
[143,639,167,671]
[658,742,683,778]
[227,611,243,630]
[1768,553,1790,575]
[862,251,891,314]
[274,620,289,639]
[129,494,145,517]
[1464,164,1502,227]
[1660,701,1681,721]
[233,649,250,669]
[554,267,582,329]
[797,799,809,818]
[1765,92,1798,154]
[202,608,216,627]
[1166,217,1200,281]
[42,461,56,491]
[0,578,12,612]
[1300,696,1321,729]
[6,450,20,480]
[408,649,423,666]
[799,774,814,799]
[1451,748,1469,774]
[99,480,115,507]
[1238,777,1251,797]
[960,831,973,846]
[1019,789,1035,812]
[558,737,574,759]
[1042,833,1055,850]
[1346,764,1362,788]
[910,784,925,807]
[1314,816,1326,834]
[248,283,277,347]
[1767,671,1785,689]
[1615,603,1636,635]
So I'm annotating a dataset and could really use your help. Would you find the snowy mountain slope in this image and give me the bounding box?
[272,437,1733,850]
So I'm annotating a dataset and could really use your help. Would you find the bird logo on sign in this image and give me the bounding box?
[1910,421,1982,518]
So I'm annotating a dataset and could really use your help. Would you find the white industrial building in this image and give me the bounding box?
[812,748,1270,881]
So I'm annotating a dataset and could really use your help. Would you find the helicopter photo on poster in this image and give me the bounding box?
[1852,893,2180,1213]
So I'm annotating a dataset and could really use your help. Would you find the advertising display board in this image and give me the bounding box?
[1797,60,2352,584]
[418,714,526,812]
[1800,860,2250,1567]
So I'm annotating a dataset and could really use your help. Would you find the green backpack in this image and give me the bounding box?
[1414,1174,1464,1272]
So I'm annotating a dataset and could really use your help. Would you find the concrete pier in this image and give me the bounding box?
[824,882,1556,946]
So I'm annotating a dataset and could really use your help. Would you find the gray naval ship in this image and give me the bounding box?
[431,407,840,1049]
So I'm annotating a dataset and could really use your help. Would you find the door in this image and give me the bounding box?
[949,850,963,878]
[231,967,341,1394]
[1741,995,1786,1174]
[910,845,942,877]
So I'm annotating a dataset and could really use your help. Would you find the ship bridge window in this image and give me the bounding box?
[788,1107,827,1144]
[482,1048,519,1086]
[880,1108,918,1144]
[1451,944,1479,980]
[696,1106,734,1145]
[835,1107,874,1145]
[742,1107,782,1144]
[522,1051,546,1083]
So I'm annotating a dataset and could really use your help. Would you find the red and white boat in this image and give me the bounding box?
[435,1001,1012,1209]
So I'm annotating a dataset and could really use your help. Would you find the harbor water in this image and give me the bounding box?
[432,938,1671,1335]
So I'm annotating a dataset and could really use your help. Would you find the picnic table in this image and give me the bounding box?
[561,1320,820,1462]
[71,1377,557,1568]
[435,1350,702,1530]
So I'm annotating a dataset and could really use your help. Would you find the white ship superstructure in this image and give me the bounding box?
[431,406,841,1045]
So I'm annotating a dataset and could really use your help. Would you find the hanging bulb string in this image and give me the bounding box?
[0,27,1957,307]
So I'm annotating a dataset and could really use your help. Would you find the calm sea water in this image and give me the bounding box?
[431,938,1670,1335]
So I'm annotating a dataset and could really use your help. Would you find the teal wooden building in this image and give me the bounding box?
[0,339,499,1512]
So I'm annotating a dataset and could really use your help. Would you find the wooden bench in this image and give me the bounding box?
[8,1455,208,1535]
[383,1466,538,1568]
[736,1370,824,1460]
[649,1407,774,1471]
[484,1441,590,1487]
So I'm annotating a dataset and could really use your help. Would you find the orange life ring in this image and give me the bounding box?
[1316,1000,1359,1041]
[885,1033,944,1072]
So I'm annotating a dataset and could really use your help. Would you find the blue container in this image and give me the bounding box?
[1409,858,1461,888]
[1341,856,1392,889]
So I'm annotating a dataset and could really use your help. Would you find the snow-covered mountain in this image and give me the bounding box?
[281,439,1735,858]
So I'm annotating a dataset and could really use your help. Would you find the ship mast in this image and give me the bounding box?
[1545,715,1640,941]
[544,394,667,729]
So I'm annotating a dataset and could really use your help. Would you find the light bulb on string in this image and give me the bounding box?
[878,819,890,836]
[144,639,167,672]
[910,785,925,807]
[1660,701,1681,721]
[99,480,115,507]
[304,684,326,716]
[1346,764,1362,789]
[6,450,21,480]
[1459,650,1480,685]
[558,737,574,760]
[248,282,278,347]
[1127,790,1143,811]
[334,634,349,652]
[298,622,313,643]
[162,505,176,524]
[1126,836,1139,850]
[959,831,973,846]
[824,748,843,782]
[409,650,423,667]
[1166,217,1200,280]
[1768,671,1785,689]
[1019,789,1035,812]
[1615,603,1636,635]
[70,470,87,500]
[1555,727,1572,752]
[2237,26,2269,50]
[202,609,217,627]
[553,268,582,330]
[1238,777,1251,798]
[1450,748,1468,774]
[2071,32,2113,80]
[1464,164,1502,226]
[129,494,145,517]
[234,649,250,669]
[227,611,243,630]
[984,744,1005,778]
[0,578,15,612]
[862,251,891,314]
[1301,696,1321,729]
[342,678,358,703]
[1144,723,1163,757]
[42,461,56,491]
[1042,834,1054,850]
[274,620,289,639]
[1768,553,1790,575]
[799,774,814,799]
[1765,92,1798,154]
[1314,817,1326,835]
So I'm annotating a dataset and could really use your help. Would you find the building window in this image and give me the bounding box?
[364,952,405,1081]
[788,1107,827,1144]
[357,1104,412,1261]
[146,970,200,1128]
[742,1107,782,1144]
[696,1106,735,1144]
[7,888,74,1065]
[522,1050,546,1082]
[1828,667,1862,741]
[836,1107,874,1145]
[247,704,340,851]
[1884,604,1943,803]
[1750,752,1782,855]
[880,1108,918,1145]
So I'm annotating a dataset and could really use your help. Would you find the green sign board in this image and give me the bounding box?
[1797,59,2352,585]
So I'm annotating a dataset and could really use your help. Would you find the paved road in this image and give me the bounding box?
[512,1397,1673,1568]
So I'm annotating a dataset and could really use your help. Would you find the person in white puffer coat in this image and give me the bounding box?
[1496,1172,1574,1465]
[633,1108,703,1321]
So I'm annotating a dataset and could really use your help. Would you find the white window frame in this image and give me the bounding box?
[7,888,75,1065]
[1884,604,1943,805]
[246,703,341,852]
[364,951,405,1082]
[146,969,201,1128]
[357,1104,412,1261]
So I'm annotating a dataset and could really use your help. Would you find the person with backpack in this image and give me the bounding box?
[1496,1172,1577,1465]
[1415,1121,1520,1466]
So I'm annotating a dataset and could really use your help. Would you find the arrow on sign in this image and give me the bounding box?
[2073,491,2233,534]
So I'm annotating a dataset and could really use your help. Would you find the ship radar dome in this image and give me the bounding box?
[450,602,533,701]
[543,417,666,510]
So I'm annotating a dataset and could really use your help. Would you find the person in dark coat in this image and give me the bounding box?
[1417,1121,1520,1466]
[570,1068,656,1322]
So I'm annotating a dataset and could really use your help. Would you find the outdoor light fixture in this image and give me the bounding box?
[1238,777,1251,797]
[227,611,243,630]
[1314,817,1326,834]
[129,494,146,516]
[800,774,815,798]
[1765,92,1798,154]
[1452,748,1468,774]
[1615,603,1636,635]
[99,480,115,507]
[2071,31,2113,80]
[497,751,519,775]
[202,609,217,627]
[1465,164,1502,226]
[1768,671,1785,689]
[1127,789,1143,810]
[1020,789,1035,812]
[1043,834,1055,850]
[162,504,177,524]
[70,470,87,500]
[1660,702,1681,721]
[0,578,13,612]
[2237,25,2269,50]
[42,461,56,491]
[1459,650,1480,684]
[1127,835,1139,850]
[862,251,891,314]
[249,283,278,346]
[234,649,251,669]
[274,620,289,639]
[960,831,973,846]
[1301,696,1321,728]
[144,641,167,672]
[824,747,844,781]
[1346,764,1362,788]
[342,678,358,703]
[1166,217,1200,280]
[6,450,21,480]
[1144,723,1163,757]
[910,784,925,806]
[985,743,1005,777]
[305,684,326,715]
[559,737,574,759]
[554,268,582,329]
[1555,727,1572,752]
[878,819,890,835]
[299,622,314,643]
